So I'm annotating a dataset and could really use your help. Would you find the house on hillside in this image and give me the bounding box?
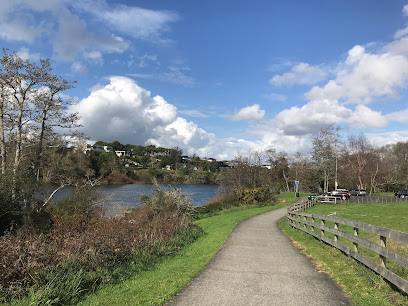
[206,158,217,162]
[115,150,131,157]
[84,144,113,153]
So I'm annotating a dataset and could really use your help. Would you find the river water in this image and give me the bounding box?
[48,184,219,215]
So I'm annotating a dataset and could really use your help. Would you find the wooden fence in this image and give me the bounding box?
[317,195,408,204]
[287,199,408,294]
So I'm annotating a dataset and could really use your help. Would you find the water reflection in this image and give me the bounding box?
[44,184,219,215]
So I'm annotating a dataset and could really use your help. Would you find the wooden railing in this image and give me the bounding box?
[287,199,408,294]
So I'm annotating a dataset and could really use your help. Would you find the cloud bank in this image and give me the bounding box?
[0,0,178,61]
[72,77,266,159]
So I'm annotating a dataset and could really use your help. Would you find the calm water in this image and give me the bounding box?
[47,184,219,215]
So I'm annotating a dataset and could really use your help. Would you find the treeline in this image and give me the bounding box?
[88,140,222,184]
[221,126,408,197]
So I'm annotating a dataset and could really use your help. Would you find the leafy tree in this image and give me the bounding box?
[98,152,118,176]
[111,140,125,151]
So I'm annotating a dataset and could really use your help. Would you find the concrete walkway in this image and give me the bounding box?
[168,198,350,306]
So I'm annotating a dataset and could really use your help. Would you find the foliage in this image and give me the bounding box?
[235,185,275,204]
[0,187,202,304]
[220,153,272,198]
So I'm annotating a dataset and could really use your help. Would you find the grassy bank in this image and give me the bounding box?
[78,192,304,305]
[280,201,408,305]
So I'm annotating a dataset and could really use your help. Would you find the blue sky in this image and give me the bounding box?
[2,0,408,159]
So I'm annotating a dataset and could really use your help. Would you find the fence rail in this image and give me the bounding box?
[316,195,408,204]
[287,198,408,294]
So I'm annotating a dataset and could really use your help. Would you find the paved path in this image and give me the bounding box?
[168,198,350,306]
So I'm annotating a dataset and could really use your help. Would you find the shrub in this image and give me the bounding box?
[235,185,275,204]
[0,186,202,304]
[49,186,103,231]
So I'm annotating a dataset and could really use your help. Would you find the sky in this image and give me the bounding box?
[1,0,408,159]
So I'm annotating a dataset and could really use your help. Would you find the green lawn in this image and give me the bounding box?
[306,201,408,232]
[281,201,408,305]
[371,192,396,197]
[78,192,300,305]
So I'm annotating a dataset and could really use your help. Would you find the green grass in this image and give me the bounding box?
[306,201,408,232]
[78,192,299,305]
[280,201,408,305]
[371,192,397,197]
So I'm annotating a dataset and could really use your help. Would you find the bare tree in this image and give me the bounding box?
[266,149,290,192]
[0,49,52,196]
[311,125,341,192]
[289,152,316,192]
[34,75,78,181]
[0,83,8,174]
[343,134,378,192]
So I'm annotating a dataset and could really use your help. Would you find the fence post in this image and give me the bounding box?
[321,220,325,236]
[334,222,339,242]
[303,216,307,230]
[311,217,315,232]
[353,227,359,252]
[380,236,387,267]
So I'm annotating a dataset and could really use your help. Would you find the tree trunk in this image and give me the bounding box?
[12,103,23,199]
[0,88,6,175]
[36,109,47,182]
[282,169,290,192]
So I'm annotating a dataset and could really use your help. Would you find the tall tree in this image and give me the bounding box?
[311,125,341,192]
[34,75,77,180]
[266,149,290,192]
[0,82,9,174]
[343,134,377,191]
[0,49,52,196]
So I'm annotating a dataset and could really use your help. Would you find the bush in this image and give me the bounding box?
[195,186,275,219]
[235,185,275,204]
[0,186,202,304]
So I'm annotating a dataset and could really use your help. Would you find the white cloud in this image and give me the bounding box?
[230,104,265,121]
[129,61,195,87]
[160,61,195,86]
[394,27,408,40]
[17,47,40,61]
[270,62,327,87]
[365,130,408,147]
[84,51,103,64]
[70,77,304,159]
[275,99,349,135]
[179,110,208,118]
[307,45,408,104]
[403,4,408,16]
[0,1,177,61]
[92,5,179,43]
[53,8,129,61]
[71,76,177,144]
[274,100,388,136]
[386,108,408,123]
[71,62,87,74]
[138,54,158,68]
[346,105,387,128]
